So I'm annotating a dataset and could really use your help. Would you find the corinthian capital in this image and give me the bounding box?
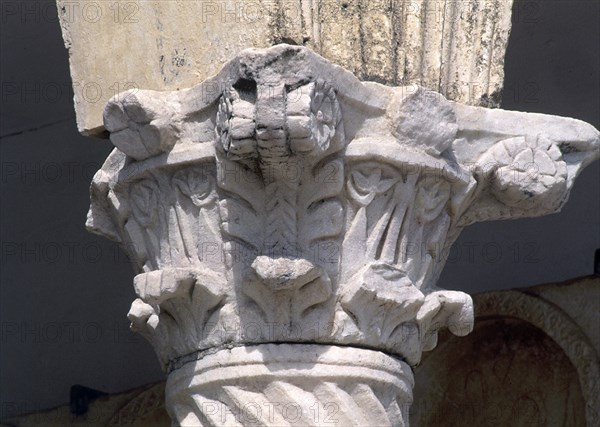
[87,45,599,426]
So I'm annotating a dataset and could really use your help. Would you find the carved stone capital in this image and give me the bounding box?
[88,45,599,425]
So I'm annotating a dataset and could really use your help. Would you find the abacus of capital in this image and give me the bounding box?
[85,44,599,426]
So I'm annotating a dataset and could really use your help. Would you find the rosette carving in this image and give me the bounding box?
[480,135,568,211]
[287,80,343,154]
[172,169,217,208]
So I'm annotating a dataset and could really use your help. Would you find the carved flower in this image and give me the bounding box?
[130,179,159,228]
[416,176,451,223]
[312,80,341,149]
[173,168,216,207]
[482,136,568,210]
[287,80,343,154]
[347,168,399,206]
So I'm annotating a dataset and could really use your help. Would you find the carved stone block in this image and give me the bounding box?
[86,45,599,425]
[57,0,514,134]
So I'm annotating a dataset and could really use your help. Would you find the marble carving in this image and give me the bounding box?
[87,45,599,426]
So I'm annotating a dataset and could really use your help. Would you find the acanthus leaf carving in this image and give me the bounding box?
[87,45,599,426]
[128,267,229,367]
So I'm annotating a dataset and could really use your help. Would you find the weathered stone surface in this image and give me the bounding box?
[84,44,599,425]
[4,277,596,426]
[167,344,413,426]
[412,275,600,427]
[57,0,514,134]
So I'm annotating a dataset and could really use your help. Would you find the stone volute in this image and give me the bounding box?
[85,44,600,426]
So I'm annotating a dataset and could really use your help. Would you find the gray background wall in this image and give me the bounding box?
[1,0,598,418]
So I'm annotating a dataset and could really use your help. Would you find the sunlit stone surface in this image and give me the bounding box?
[84,45,599,425]
[57,0,513,134]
